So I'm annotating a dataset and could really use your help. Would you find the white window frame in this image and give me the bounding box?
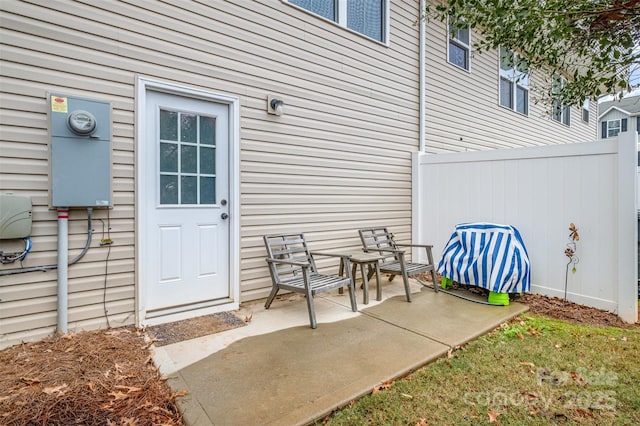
[285,0,389,44]
[607,119,621,138]
[551,74,571,126]
[498,47,529,115]
[447,19,471,71]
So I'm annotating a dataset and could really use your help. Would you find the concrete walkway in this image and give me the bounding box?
[152,281,528,426]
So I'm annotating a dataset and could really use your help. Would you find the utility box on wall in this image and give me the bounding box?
[49,93,112,208]
[0,194,32,239]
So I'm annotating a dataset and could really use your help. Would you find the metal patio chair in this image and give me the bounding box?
[358,227,438,302]
[263,232,357,329]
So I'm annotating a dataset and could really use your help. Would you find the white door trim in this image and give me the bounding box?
[135,77,240,325]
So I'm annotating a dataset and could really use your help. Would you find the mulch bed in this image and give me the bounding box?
[0,327,184,426]
[516,293,638,328]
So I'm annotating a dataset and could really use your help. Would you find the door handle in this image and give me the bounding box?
[221,212,229,220]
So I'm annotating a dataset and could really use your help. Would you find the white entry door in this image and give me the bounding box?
[143,90,230,314]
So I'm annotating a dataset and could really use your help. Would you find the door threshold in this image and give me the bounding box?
[144,298,238,326]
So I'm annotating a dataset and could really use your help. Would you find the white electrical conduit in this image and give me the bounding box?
[0,208,93,276]
[57,207,69,333]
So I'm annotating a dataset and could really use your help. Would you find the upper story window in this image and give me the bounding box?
[448,21,470,70]
[601,118,627,138]
[607,119,621,137]
[552,74,570,126]
[499,47,529,115]
[287,0,386,43]
[582,99,590,123]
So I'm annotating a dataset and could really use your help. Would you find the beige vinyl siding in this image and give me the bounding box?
[0,0,421,347]
[600,109,631,124]
[423,13,598,153]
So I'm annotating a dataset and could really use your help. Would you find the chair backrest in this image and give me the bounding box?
[263,233,317,283]
[358,227,400,264]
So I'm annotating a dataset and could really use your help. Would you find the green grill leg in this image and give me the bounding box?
[441,276,453,289]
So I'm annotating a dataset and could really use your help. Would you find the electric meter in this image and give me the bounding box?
[67,109,97,135]
[49,93,112,207]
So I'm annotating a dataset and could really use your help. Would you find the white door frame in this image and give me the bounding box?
[135,77,240,325]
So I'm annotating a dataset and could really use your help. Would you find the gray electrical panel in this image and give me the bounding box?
[49,93,112,208]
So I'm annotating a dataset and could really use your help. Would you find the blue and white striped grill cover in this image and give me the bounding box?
[437,223,530,293]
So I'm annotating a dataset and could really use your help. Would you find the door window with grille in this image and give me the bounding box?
[159,109,216,205]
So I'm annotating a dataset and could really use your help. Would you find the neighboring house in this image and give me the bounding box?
[0,0,598,349]
[598,95,640,139]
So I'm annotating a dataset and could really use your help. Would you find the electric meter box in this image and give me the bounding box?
[49,93,112,208]
[0,194,32,240]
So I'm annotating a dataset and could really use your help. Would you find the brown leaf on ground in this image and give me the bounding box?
[520,391,538,400]
[43,384,68,395]
[20,377,41,385]
[373,381,393,394]
[570,371,587,385]
[108,391,130,401]
[488,409,501,423]
[114,385,143,393]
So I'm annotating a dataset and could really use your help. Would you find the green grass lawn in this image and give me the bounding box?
[321,314,640,425]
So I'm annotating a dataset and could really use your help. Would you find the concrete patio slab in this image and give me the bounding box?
[154,281,528,425]
[363,288,529,347]
[173,314,448,425]
[154,280,527,426]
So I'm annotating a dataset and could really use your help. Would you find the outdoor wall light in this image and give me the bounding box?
[267,95,284,116]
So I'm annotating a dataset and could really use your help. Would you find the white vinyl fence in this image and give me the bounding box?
[413,132,638,323]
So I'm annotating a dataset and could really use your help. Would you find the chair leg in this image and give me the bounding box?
[426,246,438,293]
[344,259,357,312]
[338,258,345,295]
[360,263,369,304]
[374,262,382,301]
[305,290,317,329]
[430,268,439,293]
[401,270,412,302]
[348,280,358,312]
[366,266,382,301]
[352,264,360,288]
[264,285,279,309]
[396,252,411,302]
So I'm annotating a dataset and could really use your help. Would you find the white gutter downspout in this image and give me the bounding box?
[413,0,428,258]
[57,207,69,333]
[419,0,426,153]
